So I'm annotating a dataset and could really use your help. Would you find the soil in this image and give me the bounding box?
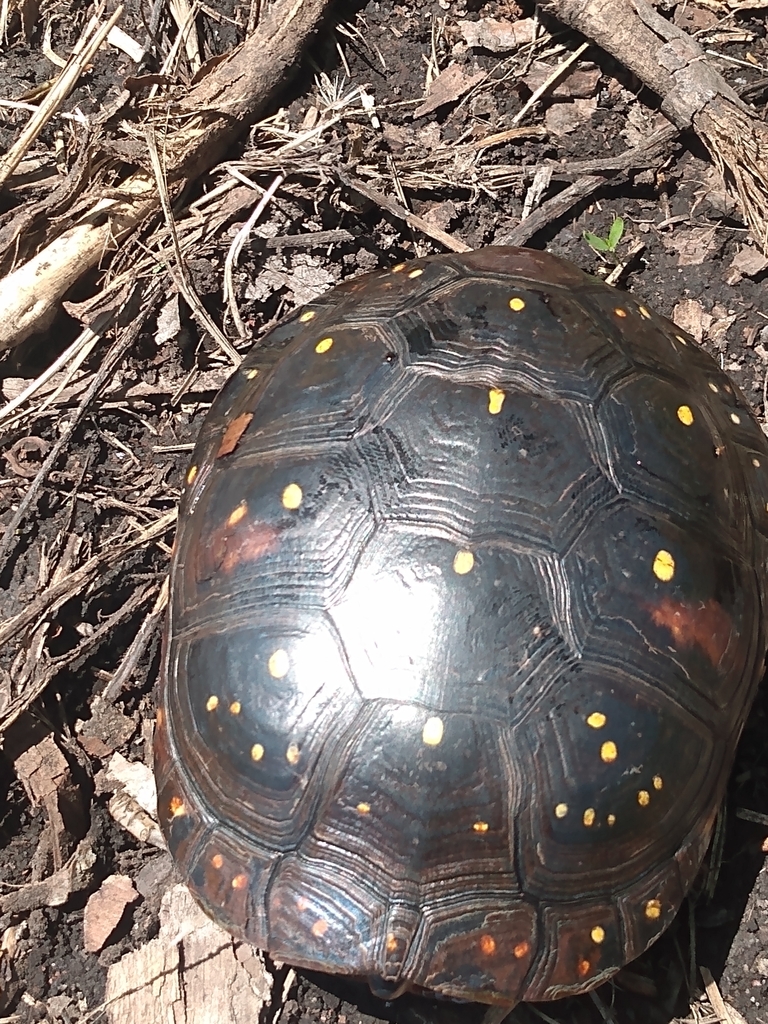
[0,0,766,1022]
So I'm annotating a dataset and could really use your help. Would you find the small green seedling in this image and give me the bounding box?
[583,216,625,255]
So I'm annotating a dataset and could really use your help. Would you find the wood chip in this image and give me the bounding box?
[84,875,140,953]
[413,63,486,118]
[458,17,536,52]
[104,885,272,1024]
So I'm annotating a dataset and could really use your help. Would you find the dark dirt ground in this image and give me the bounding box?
[0,0,767,1022]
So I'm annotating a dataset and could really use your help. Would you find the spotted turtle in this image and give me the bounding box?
[154,247,768,1007]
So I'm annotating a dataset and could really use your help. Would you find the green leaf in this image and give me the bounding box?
[583,230,609,252]
[607,217,625,250]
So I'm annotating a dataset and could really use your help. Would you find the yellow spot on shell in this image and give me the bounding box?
[282,483,302,510]
[229,701,241,715]
[653,550,675,582]
[676,335,688,345]
[251,743,265,762]
[473,821,489,833]
[554,803,568,819]
[246,368,259,379]
[587,712,606,729]
[708,382,719,393]
[356,802,371,815]
[211,854,224,869]
[653,774,663,790]
[311,919,329,937]
[509,296,526,312]
[392,263,407,273]
[408,268,424,279]
[513,941,530,959]
[268,649,290,678]
[638,790,650,807]
[614,307,628,319]
[206,695,219,712]
[583,808,596,827]
[186,465,198,485]
[299,310,316,322]
[488,388,505,415]
[169,796,185,817]
[315,336,334,354]
[677,405,694,426]
[453,550,474,574]
[753,458,761,468]
[422,717,444,746]
[731,412,741,424]
[607,813,616,826]
[645,899,662,920]
[639,306,651,319]
[227,502,247,527]
[591,926,605,944]
[232,874,248,890]
[480,935,497,956]
[601,740,618,763]
[286,743,300,765]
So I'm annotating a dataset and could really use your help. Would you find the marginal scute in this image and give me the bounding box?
[156,246,768,1008]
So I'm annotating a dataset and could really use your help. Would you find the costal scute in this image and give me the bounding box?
[154,247,768,1007]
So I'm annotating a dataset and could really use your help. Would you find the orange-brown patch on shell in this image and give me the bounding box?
[197,518,280,579]
[217,413,254,458]
[649,597,732,667]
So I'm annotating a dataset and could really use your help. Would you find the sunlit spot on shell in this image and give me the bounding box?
[156,707,164,728]
[232,874,248,890]
[169,796,185,817]
[386,934,399,953]
[708,382,719,393]
[408,268,424,279]
[299,310,316,322]
[356,802,371,815]
[555,803,568,818]
[653,774,663,790]
[286,743,301,765]
[583,808,596,827]
[578,959,591,978]
[206,695,219,712]
[509,297,526,312]
[513,941,530,959]
[587,712,606,729]
[639,306,651,319]
[638,790,651,807]
[246,368,259,379]
[315,336,334,354]
[600,740,618,763]
[311,919,329,937]
[488,388,505,414]
[731,412,741,424]
[614,307,628,319]
[753,458,761,468]
[296,897,309,912]
[473,821,489,833]
[392,263,407,273]
[645,899,662,920]
[227,502,247,527]
[282,483,303,510]
[186,465,198,485]
[480,935,497,956]
[211,854,224,869]
[676,335,688,345]
[422,717,444,746]
[591,926,605,944]
[251,743,265,762]
[229,701,241,715]
[453,550,474,574]
[677,405,694,426]
[607,813,616,826]
[653,550,675,582]
[268,649,290,678]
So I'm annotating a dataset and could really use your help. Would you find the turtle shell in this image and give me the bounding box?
[154,246,768,1006]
